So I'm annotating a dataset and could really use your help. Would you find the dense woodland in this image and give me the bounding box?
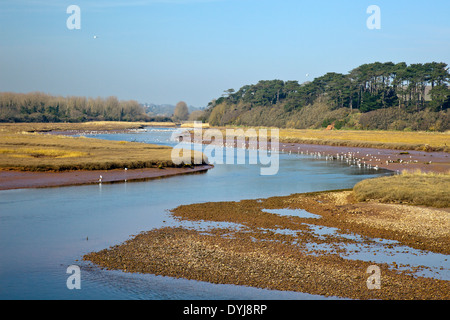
[0,92,162,123]
[200,62,450,131]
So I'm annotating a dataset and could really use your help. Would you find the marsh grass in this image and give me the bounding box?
[353,170,450,208]
[278,129,450,152]
[209,126,450,152]
[0,123,204,171]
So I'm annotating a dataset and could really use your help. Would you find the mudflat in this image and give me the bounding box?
[84,189,450,300]
[0,165,212,190]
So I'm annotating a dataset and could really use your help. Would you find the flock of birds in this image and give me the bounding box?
[202,140,393,171]
[282,146,383,170]
[96,134,432,183]
[312,150,381,168]
[210,140,429,174]
[278,144,428,173]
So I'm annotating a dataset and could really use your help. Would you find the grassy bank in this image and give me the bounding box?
[0,122,203,172]
[353,170,450,208]
[207,126,450,152]
[278,128,450,152]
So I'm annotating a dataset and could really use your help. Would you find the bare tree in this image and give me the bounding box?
[173,101,189,121]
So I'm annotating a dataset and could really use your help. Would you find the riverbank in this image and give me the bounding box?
[277,128,450,153]
[0,165,213,190]
[0,122,212,190]
[278,142,450,173]
[182,126,450,173]
[84,189,449,300]
[2,136,446,190]
[1,122,448,190]
[0,121,175,134]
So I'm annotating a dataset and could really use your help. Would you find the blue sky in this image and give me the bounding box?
[1,0,449,107]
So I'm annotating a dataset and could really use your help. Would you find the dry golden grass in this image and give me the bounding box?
[278,129,450,152]
[0,147,88,159]
[180,122,210,128]
[0,122,202,172]
[353,170,450,208]
[211,126,450,152]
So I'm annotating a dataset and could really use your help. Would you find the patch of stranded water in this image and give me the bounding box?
[262,208,322,219]
[303,225,450,281]
[170,217,247,235]
[253,208,449,280]
[170,207,449,281]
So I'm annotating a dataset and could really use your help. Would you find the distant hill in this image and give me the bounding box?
[202,62,450,132]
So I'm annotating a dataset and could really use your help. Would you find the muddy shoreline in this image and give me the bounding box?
[193,136,449,173]
[2,140,448,190]
[0,165,213,191]
[84,189,449,300]
[0,126,211,190]
[1,126,448,190]
[180,126,449,173]
[277,142,450,173]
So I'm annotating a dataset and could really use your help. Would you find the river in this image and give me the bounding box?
[1,127,440,300]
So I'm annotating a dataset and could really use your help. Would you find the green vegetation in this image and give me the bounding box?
[353,170,450,208]
[203,62,450,131]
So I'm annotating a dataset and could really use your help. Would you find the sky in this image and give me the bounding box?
[1,0,449,108]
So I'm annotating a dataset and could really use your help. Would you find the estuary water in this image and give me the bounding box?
[0,127,405,300]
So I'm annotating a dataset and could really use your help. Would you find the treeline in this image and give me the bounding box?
[201,62,450,131]
[0,92,167,123]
